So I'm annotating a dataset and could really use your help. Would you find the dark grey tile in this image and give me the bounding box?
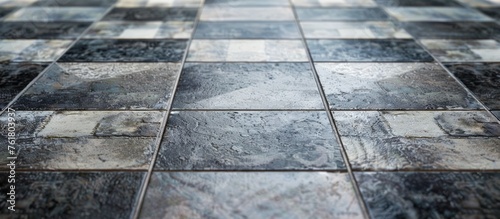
[301,21,411,39]
[59,39,187,62]
[0,62,48,109]
[84,21,194,39]
[296,8,389,21]
[204,0,290,6]
[385,7,493,21]
[0,171,143,218]
[421,39,500,62]
[173,63,323,109]
[492,111,500,119]
[307,39,433,62]
[156,111,345,170]
[194,21,301,39]
[356,172,500,219]
[479,8,500,20]
[4,7,108,22]
[456,0,500,7]
[402,22,500,39]
[200,7,295,21]
[102,7,198,21]
[0,22,92,39]
[0,7,16,19]
[32,0,117,7]
[375,0,463,6]
[444,63,500,110]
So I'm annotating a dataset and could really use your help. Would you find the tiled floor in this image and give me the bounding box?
[0,0,499,218]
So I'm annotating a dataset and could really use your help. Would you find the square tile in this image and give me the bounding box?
[444,63,500,110]
[316,63,480,109]
[140,172,363,219]
[204,0,290,6]
[32,0,117,7]
[187,40,308,62]
[296,8,389,21]
[173,63,323,109]
[291,0,377,7]
[0,39,72,62]
[0,22,92,39]
[301,21,411,39]
[4,7,108,22]
[102,7,198,21]
[155,111,345,170]
[375,0,463,7]
[14,63,180,110]
[307,39,433,62]
[334,111,500,170]
[456,0,500,7]
[479,7,500,20]
[194,21,301,39]
[421,39,500,62]
[59,39,187,62]
[84,21,194,39]
[0,62,48,109]
[385,7,493,21]
[402,22,500,39]
[116,0,201,7]
[200,7,295,21]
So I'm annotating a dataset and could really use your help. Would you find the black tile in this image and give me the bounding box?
[102,7,198,21]
[479,8,500,20]
[32,0,117,7]
[0,62,48,109]
[194,21,301,39]
[375,0,463,7]
[402,22,500,39]
[296,8,389,21]
[0,22,92,39]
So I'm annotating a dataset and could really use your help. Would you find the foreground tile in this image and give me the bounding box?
[200,7,295,21]
[296,8,388,21]
[334,111,500,170]
[0,172,143,218]
[356,172,500,218]
[14,63,180,110]
[116,0,201,7]
[316,63,480,109]
[141,172,362,218]
[4,7,108,22]
[385,7,493,21]
[59,39,187,62]
[375,0,463,6]
[103,7,198,21]
[0,62,48,109]
[307,39,433,62]
[194,21,301,39]
[456,0,500,7]
[301,21,411,39]
[84,21,194,39]
[421,39,500,62]
[156,111,345,170]
[444,63,500,110]
[32,0,117,7]
[292,0,376,7]
[0,40,72,62]
[402,22,500,39]
[204,0,290,6]
[0,22,91,39]
[187,40,308,62]
[173,63,322,109]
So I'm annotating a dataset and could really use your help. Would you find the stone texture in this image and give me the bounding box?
[0,62,48,109]
[296,8,388,21]
[194,21,301,39]
[301,21,411,39]
[0,40,72,62]
[385,7,493,21]
[421,39,500,62]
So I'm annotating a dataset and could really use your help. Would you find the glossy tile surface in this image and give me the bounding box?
[102,7,198,21]
[421,39,500,62]
[204,0,290,7]
[115,0,201,7]
[32,0,117,7]
[385,7,493,21]
[0,62,47,109]
[402,22,500,39]
[292,0,377,7]
[194,21,301,39]
[4,7,108,22]
[301,21,411,39]
[296,8,389,21]
[0,22,92,39]
[200,7,295,21]
[375,0,463,6]
[456,0,500,7]
[84,21,194,39]
[0,39,72,62]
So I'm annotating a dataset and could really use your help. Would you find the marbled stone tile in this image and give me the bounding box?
[402,22,500,39]
[102,7,198,21]
[301,21,411,39]
[444,63,500,110]
[173,63,323,109]
[4,7,108,22]
[296,8,389,21]
[356,172,500,219]
[0,62,47,109]
[316,63,480,109]
[375,0,463,6]
[187,40,308,62]
[14,63,180,110]
[479,7,500,20]
[204,0,290,6]
[84,21,194,39]
[0,172,143,218]
[155,111,345,170]
[385,7,493,21]
[0,0,36,7]
[194,21,301,39]
[116,0,201,7]
[0,39,72,62]
[0,22,91,39]
[493,111,500,119]
[200,7,295,21]
[334,111,500,170]
[291,0,376,7]
[59,39,187,62]
[0,7,16,19]
[421,39,500,62]
[141,172,363,219]
[456,0,500,7]
[32,0,117,7]
[307,39,433,62]
[0,111,163,170]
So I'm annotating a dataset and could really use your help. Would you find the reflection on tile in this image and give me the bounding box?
[0,22,91,39]
[301,21,411,39]
[402,22,500,39]
[173,63,322,109]
[0,172,143,218]
[59,39,187,62]
[0,39,72,62]
[456,0,500,7]
[194,21,301,39]
[444,63,500,110]
[200,7,295,21]
[356,172,500,218]
[187,40,308,62]
[0,0,36,7]
[32,0,117,7]
[4,7,108,22]
[296,8,388,21]
[292,0,376,7]
[84,21,194,39]
[334,111,500,170]
[156,111,345,170]
[385,7,493,21]
[375,0,463,6]
[479,8,500,20]
[204,0,290,6]
[316,63,480,109]
[141,172,362,219]
[102,7,198,21]
[0,111,162,169]
[421,39,500,62]
[0,62,48,109]
[307,39,433,61]
[14,63,180,110]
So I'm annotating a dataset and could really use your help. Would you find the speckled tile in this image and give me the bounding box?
[421,39,500,62]
[4,7,108,22]
[402,22,500,39]
[13,62,180,110]
[385,7,493,21]
[334,111,500,170]
[200,7,295,21]
[155,111,345,170]
[140,172,363,219]
[194,21,301,39]
[32,0,117,7]
[173,63,323,109]
[301,21,411,39]
[356,172,500,219]
[187,40,308,62]
[291,0,376,7]
[316,63,480,109]
[0,62,48,109]
[456,0,500,7]
[0,22,91,39]
[296,8,389,21]
[444,63,500,110]
[375,0,463,6]
[84,21,194,39]
[0,172,143,218]
[204,0,290,6]
[102,7,198,21]
[0,39,72,62]
[479,7,500,20]
[59,39,187,62]
[307,39,433,61]
[0,0,37,7]
[0,111,163,170]
[116,0,201,7]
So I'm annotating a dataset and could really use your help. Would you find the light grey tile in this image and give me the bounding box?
[84,21,194,39]
[296,8,388,21]
[301,21,411,39]
[200,7,295,21]
[421,39,500,62]
[4,7,108,22]
[385,7,493,21]
[115,0,202,7]
[194,21,301,39]
[456,0,500,7]
[292,0,377,7]
[0,40,72,62]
